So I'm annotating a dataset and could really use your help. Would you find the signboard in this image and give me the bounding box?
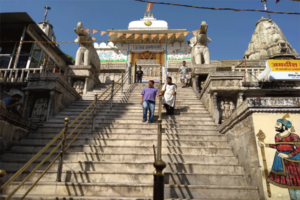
[97,50,127,62]
[267,60,300,81]
[26,25,66,68]
[167,49,191,61]
[132,45,162,51]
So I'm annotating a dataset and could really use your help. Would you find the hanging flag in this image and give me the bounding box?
[134,34,141,39]
[100,31,107,36]
[175,33,182,38]
[126,33,132,38]
[146,3,153,13]
[108,32,116,36]
[91,30,99,35]
[167,33,173,39]
[117,33,123,38]
[151,34,157,39]
[142,34,148,39]
[84,28,91,33]
[192,30,198,36]
[158,34,164,40]
[183,32,189,37]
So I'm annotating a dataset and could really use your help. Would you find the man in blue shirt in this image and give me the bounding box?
[2,94,24,116]
[140,80,159,123]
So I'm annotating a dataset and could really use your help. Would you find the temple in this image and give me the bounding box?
[1,10,300,200]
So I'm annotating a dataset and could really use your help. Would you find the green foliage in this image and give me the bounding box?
[64,54,75,64]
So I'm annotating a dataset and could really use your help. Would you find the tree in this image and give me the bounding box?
[64,53,75,64]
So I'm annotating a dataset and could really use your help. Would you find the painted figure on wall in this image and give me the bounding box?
[259,114,300,200]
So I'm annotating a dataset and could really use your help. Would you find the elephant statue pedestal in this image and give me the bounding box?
[190,64,216,93]
[68,65,101,95]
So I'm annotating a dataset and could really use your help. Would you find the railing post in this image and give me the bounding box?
[110,80,114,110]
[121,71,124,94]
[0,170,6,193]
[153,63,166,200]
[92,94,98,132]
[56,118,69,182]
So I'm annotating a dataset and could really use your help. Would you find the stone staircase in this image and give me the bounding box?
[0,83,260,199]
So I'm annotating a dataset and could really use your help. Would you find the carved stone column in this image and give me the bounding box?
[46,91,55,121]
[23,91,30,118]
[194,75,200,93]
[237,92,244,108]
[212,92,219,124]
[83,78,88,94]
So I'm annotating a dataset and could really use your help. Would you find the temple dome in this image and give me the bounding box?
[128,13,168,30]
[244,17,298,60]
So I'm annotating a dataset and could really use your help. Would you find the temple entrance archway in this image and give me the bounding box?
[130,51,165,83]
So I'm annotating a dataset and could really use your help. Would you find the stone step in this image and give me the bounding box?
[31,128,219,134]
[10,145,232,155]
[27,133,223,141]
[1,153,237,164]
[19,138,227,148]
[46,119,215,126]
[56,110,210,115]
[1,182,259,199]
[36,125,217,133]
[0,196,255,200]
[50,116,214,122]
[2,161,245,174]
[2,171,249,186]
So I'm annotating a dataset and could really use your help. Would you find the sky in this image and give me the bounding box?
[1,0,299,61]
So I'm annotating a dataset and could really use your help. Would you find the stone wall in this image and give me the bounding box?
[199,72,245,124]
[0,108,37,154]
[218,97,300,200]
[24,73,81,120]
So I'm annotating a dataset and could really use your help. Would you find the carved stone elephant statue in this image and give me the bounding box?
[74,22,100,74]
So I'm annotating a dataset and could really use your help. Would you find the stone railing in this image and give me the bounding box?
[233,67,265,82]
[0,68,41,83]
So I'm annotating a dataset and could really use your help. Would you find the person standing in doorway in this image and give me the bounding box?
[136,66,143,83]
[140,80,159,123]
[162,77,176,115]
[178,61,191,88]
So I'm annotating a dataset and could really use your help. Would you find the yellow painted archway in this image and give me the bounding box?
[130,51,165,82]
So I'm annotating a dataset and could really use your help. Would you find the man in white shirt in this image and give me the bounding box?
[178,61,191,88]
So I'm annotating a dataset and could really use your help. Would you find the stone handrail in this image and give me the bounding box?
[0,108,37,130]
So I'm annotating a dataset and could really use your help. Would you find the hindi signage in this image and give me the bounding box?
[132,45,162,51]
[267,60,300,81]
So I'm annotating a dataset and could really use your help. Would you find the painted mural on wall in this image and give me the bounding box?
[254,113,300,200]
[97,50,128,62]
[167,49,191,61]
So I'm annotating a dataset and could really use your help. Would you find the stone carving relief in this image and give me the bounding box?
[74,22,101,74]
[31,98,48,122]
[189,21,212,65]
[73,81,85,95]
[220,99,235,122]
[248,97,300,107]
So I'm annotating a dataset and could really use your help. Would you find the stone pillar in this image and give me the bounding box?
[83,78,88,94]
[23,91,30,118]
[46,91,55,121]
[194,75,200,93]
[212,92,219,124]
[237,92,244,108]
